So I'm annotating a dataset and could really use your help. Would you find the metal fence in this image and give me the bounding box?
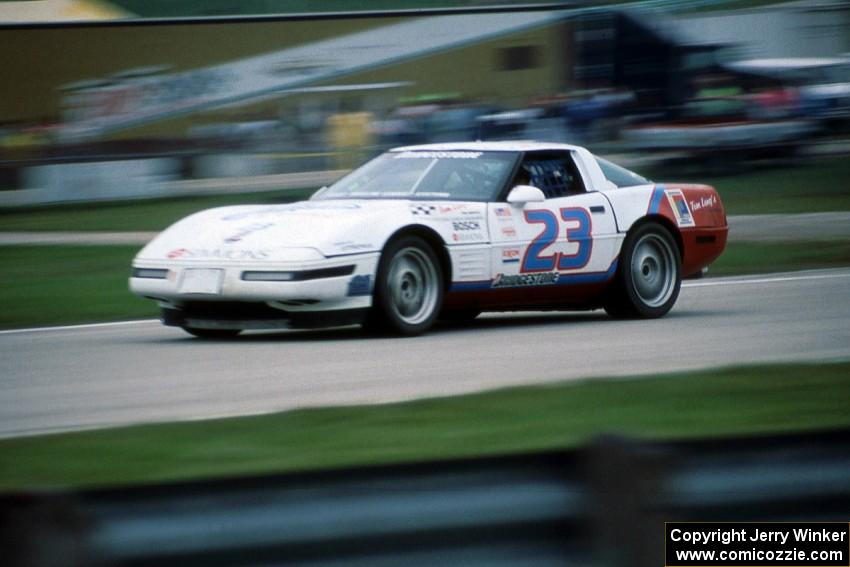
[2,428,849,566]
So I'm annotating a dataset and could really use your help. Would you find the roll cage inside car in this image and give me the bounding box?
[496,150,588,201]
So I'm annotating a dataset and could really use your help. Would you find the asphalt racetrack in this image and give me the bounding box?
[2,268,849,439]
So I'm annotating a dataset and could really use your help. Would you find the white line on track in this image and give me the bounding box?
[683,269,850,288]
[1,269,848,336]
[0,319,159,336]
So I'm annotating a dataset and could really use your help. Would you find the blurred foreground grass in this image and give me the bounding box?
[0,362,848,490]
[1,240,849,329]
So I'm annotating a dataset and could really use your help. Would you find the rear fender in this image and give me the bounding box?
[608,183,728,277]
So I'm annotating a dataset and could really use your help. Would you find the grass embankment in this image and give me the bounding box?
[707,240,850,276]
[643,155,850,215]
[0,188,315,232]
[1,362,848,490]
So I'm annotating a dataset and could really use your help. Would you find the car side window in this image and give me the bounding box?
[515,152,585,199]
[595,155,650,188]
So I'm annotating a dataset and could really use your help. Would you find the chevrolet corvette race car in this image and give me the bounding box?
[130,142,727,337]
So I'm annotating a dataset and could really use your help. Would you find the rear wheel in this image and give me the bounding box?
[182,327,242,339]
[604,222,681,319]
[370,236,444,336]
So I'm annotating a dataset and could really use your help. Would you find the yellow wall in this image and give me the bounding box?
[0,18,396,123]
[0,17,573,138]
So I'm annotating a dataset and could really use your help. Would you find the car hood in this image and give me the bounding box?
[136,200,428,262]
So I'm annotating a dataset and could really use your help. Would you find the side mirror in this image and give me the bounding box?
[507,185,545,206]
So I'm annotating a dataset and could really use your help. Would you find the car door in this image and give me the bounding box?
[486,151,619,303]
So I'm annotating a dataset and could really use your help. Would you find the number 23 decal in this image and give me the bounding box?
[521,208,592,272]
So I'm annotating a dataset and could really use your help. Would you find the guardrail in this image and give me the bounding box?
[1,428,849,566]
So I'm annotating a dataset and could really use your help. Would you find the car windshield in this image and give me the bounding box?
[314,150,519,202]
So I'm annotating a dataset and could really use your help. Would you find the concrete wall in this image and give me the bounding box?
[3,158,179,207]
[678,3,850,60]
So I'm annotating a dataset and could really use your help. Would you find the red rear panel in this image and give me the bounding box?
[647,183,728,276]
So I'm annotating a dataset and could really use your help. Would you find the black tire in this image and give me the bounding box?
[182,327,242,339]
[369,235,444,336]
[604,222,681,319]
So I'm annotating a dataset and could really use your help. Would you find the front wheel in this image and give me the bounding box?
[604,222,681,319]
[370,236,444,336]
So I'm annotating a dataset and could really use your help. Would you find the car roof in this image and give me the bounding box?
[391,141,585,153]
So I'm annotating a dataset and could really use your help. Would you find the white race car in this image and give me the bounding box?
[130,142,727,337]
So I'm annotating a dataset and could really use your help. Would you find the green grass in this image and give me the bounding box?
[0,239,848,329]
[0,246,156,329]
[0,362,848,490]
[643,156,850,215]
[0,188,315,233]
[707,240,850,276]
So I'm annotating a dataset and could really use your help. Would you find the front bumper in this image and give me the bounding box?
[161,302,370,330]
[130,253,380,319]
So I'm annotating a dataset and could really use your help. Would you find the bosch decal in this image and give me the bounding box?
[452,220,480,231]
[492,272,559,288]
[501,226,517,237]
